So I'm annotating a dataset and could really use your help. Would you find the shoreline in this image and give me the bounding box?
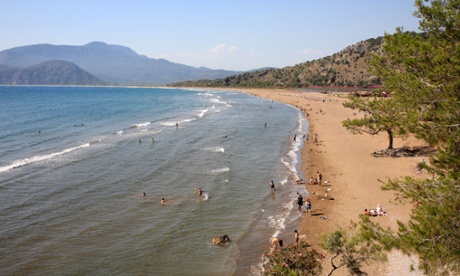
[234,88,425,275]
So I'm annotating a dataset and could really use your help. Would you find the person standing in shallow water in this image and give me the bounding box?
[269,180,276,191]
[297,193,304,212]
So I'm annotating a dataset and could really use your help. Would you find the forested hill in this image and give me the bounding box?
[169,36,384,88]
[0,60,106,85]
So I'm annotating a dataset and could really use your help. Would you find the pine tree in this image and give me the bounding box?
[342,95,408,150]
[362,0,460,274]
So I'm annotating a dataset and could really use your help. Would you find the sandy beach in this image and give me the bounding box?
[236,88,427,275]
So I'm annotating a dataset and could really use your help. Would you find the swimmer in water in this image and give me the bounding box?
[197,188,203,198]
[161,198,166,204]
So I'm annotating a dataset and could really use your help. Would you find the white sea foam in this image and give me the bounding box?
[197,109,208,118]
[280,177,288,186]
[204,147,225,153]
[132,122,150,128]
[0,143,91,173]
[161,118,195,126]
[209,98,232,107]
[206,167,230,175]
[267,214,287,237]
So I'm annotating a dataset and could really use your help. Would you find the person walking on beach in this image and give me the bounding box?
[294,230,299,246]
[297,193,304,212]
[269,180,276,191]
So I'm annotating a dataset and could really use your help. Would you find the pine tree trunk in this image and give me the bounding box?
[387,130,393,150]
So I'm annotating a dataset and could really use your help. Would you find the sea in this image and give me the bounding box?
[0,86,309,275]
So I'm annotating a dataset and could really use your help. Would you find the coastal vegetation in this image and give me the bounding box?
[169,37,384,88]
[339,0,460,275]
[263,242,323,276]
[265,0,460,275]
[342,96,407,150]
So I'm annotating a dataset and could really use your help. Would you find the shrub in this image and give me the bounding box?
[263,242,323,275]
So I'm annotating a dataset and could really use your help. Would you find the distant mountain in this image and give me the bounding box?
[0,42,241,85]
[0,60,106,85]
[170,36,385,88]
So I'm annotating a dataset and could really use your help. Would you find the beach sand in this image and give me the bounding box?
[236,88,427,275]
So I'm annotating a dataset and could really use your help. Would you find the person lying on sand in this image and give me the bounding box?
[364,209,378,216]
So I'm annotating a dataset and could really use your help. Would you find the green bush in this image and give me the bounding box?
[263,242,323,276]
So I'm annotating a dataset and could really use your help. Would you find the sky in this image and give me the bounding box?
[0,0,421,71]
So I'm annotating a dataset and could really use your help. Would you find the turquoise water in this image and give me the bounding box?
[0,86,309,275]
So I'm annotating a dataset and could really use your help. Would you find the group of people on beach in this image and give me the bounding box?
[268,178,314,250]
[364,204,387,216]
[271,229,300,249]
[307,171,324,185]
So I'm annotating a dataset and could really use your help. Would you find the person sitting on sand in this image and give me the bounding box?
[376,204,386,216]
[309,177,314,185]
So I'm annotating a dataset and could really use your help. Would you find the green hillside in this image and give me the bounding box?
[170,36,384,88]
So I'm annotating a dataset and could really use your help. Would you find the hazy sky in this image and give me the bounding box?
[0,0,420,71]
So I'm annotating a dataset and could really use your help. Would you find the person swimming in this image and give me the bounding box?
[197,188,203,197]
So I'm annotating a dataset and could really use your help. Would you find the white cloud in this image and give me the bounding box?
[300,48,321,56]
[209,43,238,57]
[227,45,238,53]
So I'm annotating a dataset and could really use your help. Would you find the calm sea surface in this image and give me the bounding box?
[0,86,309,275]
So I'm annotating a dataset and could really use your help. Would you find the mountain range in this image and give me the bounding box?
[0,37,387,87]
[0,42,241,85]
